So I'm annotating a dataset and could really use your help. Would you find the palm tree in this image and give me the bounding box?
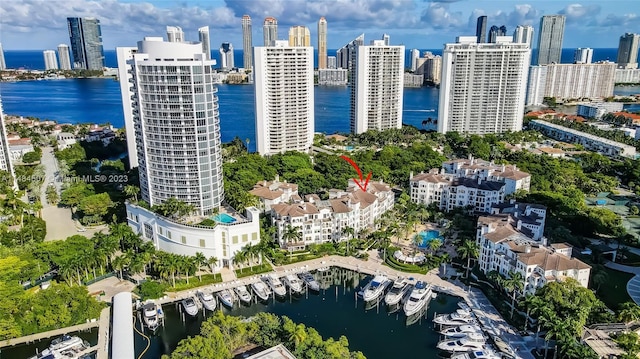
[342,226,355,255]
[456,239,479,279]
[233,251,246,273]
[288,323,307,350]
[502,270,525,319]
[123,185,140,202]
[207,256,219,275]
[193,252,207,281]
[427,238,442,254]
[282,224,303,259]
[522,294,544,332]
[618,302,640,323]
[112,255,129,282]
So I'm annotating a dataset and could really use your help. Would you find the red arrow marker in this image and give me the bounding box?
[340,155,372,192]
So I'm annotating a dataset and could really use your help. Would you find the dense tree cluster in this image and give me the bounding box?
[164,311,366,359]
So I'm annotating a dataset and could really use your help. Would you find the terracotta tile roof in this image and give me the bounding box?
[249,187,283,200]
[538,147,565,154]
[411,173,451,183]
[329,199,351,213]
[272,203,319,217]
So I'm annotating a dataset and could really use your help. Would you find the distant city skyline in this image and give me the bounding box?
[0,0,637,50]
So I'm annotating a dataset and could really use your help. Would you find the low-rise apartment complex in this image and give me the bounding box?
[249,177,300,212]
[529,119,637,158]
[263,179,394,249]
[409,158,531,212]
[476,202,590,294]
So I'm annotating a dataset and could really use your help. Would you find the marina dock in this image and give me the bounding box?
[0,321,99,348]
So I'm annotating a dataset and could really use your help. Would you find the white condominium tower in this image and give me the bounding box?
[318,17,327,69]
[617,33,640,69]
[351,40,404,134]
[289,26,311,47]
[438,36,530,134]
[263,17,278,46]
[198,26,211,60]
[43,50,58,70]
[219,43,234,70]
[0,43,5,70]
[116,37,223,215]
[0,96,15,184]
[574,48,593,64]
[513,25,534,48]
[242,15,253,70]
[166,26,184,43]
[57,44,72,70]
[536,15,565,65]
[254,40,314,155]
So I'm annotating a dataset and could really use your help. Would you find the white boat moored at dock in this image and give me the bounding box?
[384,277,412,306]
[434,309,475,326]
[451,349,502,359]
[403,281,432,316]
[282,274,304,294]
[264,274,287,297]
[251,281,271,301]
[298,271,320,291]
[437,335,487,352]
[181,297,199,317]
[140,302,161,331]
[28,335,91,359]
[440,324,483,338]
[197,291,217,311]
[217,289,236,308]
[361,275,391,302]
[234,285,252,304]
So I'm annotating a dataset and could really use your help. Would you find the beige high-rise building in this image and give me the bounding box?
[416,52,441,85]
[263,17,278,46]
[439,36,530,134]
[318,17,327,69]
[242,15,253,70]
[288,26,310,47]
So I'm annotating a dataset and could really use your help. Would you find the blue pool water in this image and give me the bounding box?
[212,213,236,224]
[417,230,441,247]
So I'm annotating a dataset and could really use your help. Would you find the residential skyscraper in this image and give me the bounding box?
[288,26,311,47]
[0,43,6,70]
[67,17,105,70]
[219,43,235,70]
[254,40,314,155]
[382,34,390,46]
[410,49,420,72]
[327,56,337,69]
[198,26,211,60]
[43,50,58,70]
[439,36,530,134]
[574,48,593,64]
[536,15,565,65]
[337,34,364,69]
[263,17,278,46]
[513,25,534,48]
[352,40,404,134]
[476,16,487,43]
[166,26,184,43]
[416,52,442,85]
[318,17,328,69]
[57,44,72,70]
[617,33,640,69]
[116,37,223,215]
[242,15,253,70]
[0,96,15,185]
[488,25,507,43]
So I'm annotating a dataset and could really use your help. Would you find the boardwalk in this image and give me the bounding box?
[96,307,110,359]
[0,321,99,348]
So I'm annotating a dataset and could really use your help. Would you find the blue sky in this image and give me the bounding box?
[0,0,637,50]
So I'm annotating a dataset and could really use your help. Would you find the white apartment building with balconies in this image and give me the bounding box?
[351,40,404,134]
[254,40,314,155]
[270,180,394,249]
[249,176,300,212]
[409,157,531,212]
[438,36,530,134]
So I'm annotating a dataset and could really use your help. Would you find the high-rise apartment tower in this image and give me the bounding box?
[536,15,565,65]
[318,17,328,69]
[67,17,105,70]
[242,15,253,69]
[263,17,278,46]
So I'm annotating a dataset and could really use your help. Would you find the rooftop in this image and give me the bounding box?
[245,344,297,359]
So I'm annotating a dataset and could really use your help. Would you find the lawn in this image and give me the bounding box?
[235,263,273,278]
[167,273,222,292]
[596,267,634,309]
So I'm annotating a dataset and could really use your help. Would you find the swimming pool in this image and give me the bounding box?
[417,230,441,248]
[212,213,237,224]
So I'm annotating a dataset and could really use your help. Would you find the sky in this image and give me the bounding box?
[0,0,638,51]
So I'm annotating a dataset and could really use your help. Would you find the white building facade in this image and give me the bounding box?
[0,97,16,184]
[513,25,534,48]
[576,102,624,119]
[117,37,224,215]
[438,36,530,134]
[43,50,58,70]
[352,40,404,134]
[574,48,593,64]
[615,69,640,84]
[254,41,314,155]
[57,44,72,70]
[318,68,348,86]
[198,26,211,60]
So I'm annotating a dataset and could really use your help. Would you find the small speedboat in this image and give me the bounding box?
[217,289,235,308]
[434,309,475,326]
[28,335,90,359]
[251,281,271,301]
[441,324,483,338]
[298,271,320,291]
[140,302,160,331]
[362,275,391,302]
[403,281,432,316]
[385,277,412,306]
[282,274,304,294]
[264,274,287,297]
[181,297,199,316]
[451,349,502,359]
[437,335,486,352]
[234,285,252,304]
[197,291,217,311]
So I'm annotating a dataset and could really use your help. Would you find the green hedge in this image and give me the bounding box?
[235,263,273,278]
[384,251,429,274]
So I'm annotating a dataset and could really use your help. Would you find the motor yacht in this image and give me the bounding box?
[451,349,503,359]
[251,281,271,301]
[264,274,287,297]
[282,274,304,294]
[440,324,483,338]
[384,277,412,306]
[28,335,90,359]
[197,291,217,311]
[181,297,199,316]
[298,271,320,291]
[140,302,161,331]
[434,309,475,326]
[361,275,391,302]
[403,281,433,316]
[437,335,487,352]
[234,285,252,304]
[217,289,236,308]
